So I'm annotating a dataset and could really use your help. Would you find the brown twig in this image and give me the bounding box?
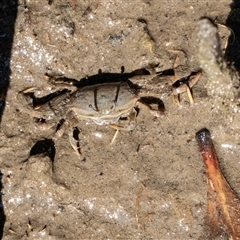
[196,128,240,239]
[135,183,155,229]
[135,183,145,225]
[71,0,76,10]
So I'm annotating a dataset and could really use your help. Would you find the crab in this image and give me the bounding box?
[18,66,201,157]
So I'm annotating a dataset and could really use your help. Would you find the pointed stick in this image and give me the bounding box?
[196,128,240,239]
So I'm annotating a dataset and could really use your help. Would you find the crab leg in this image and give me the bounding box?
[54,111,83,157]
[110,129,119,146]
[172,71,202,105]
[109,109,137,145]
[69,128,82,157]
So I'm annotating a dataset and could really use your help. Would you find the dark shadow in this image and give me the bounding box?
[225,1,240,70]
[0,172,4,240]
[138,96,165,114]
[28,138,56,172]
[0,0,18,124]
[46,67,152,88]
[0,0,18,238]
[29,139,56,163]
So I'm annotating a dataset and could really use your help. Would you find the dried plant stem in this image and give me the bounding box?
[196,128,240,239]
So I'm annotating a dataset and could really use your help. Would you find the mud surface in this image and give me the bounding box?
[0,0,240,239]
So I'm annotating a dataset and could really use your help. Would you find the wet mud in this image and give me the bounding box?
[0,0,240,239]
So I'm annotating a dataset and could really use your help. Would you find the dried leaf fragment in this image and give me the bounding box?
[196,128,240,239]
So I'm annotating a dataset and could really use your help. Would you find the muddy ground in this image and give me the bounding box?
[0,0,240,239]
